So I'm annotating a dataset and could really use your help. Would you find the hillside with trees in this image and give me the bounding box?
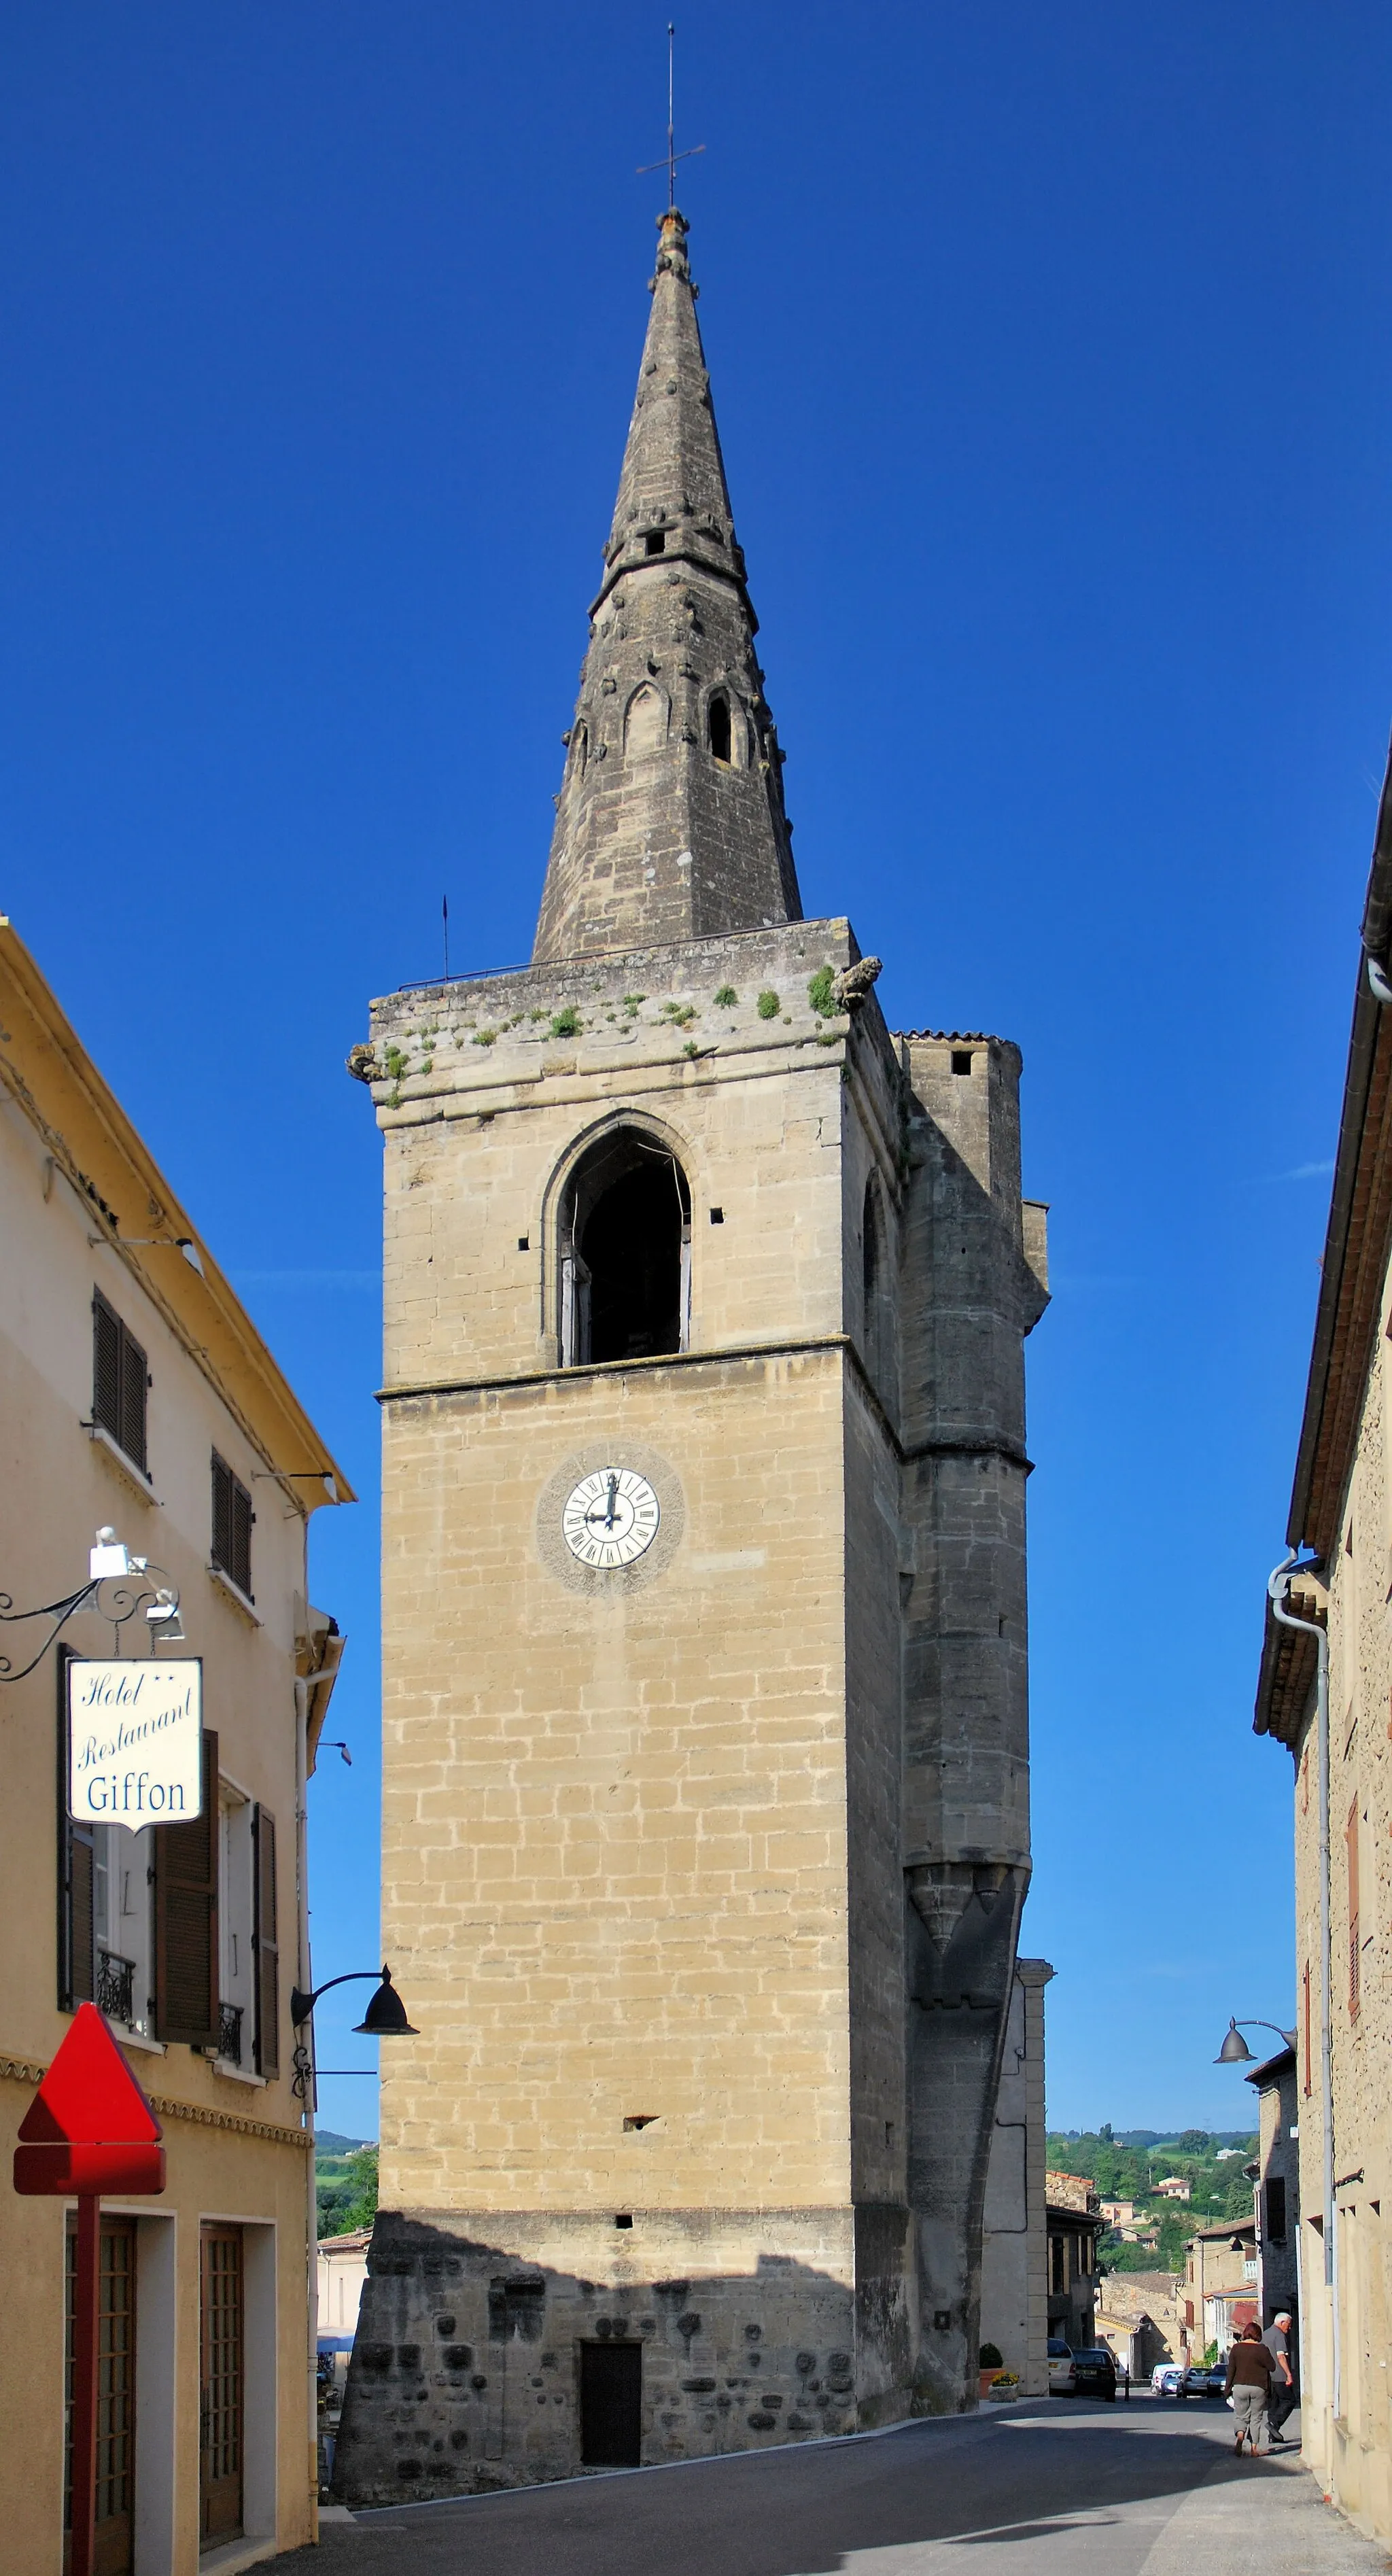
[1046,2123,1258,2275]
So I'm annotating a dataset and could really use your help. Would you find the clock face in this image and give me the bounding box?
[561,1466,661,1568]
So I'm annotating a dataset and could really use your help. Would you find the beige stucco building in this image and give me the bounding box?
[0,920,349,2573]
[334,205,1047,2503]
[1255,749,1392,2543]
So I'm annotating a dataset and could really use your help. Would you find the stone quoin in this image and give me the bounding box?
[334,205,1049,2503]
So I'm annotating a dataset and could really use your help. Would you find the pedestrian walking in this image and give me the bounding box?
[1262,2310,1297,2442]
[1225,2321,1278,2454]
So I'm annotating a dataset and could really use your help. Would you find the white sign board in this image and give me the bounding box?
[67,1660,203,1824]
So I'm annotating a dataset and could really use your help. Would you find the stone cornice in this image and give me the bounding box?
[0,2053,311,2148]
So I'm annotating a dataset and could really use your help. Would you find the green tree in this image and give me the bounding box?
[317,2145,378,2240]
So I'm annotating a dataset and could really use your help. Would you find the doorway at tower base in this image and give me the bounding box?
[330,2204,918,2503]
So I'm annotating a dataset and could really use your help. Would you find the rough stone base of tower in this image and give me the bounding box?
[332,2205,915,2503]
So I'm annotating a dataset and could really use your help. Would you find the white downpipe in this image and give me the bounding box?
[294,1670,319,2535]
[1268,1553,1337,2423]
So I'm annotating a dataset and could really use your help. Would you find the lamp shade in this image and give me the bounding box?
[353,1965,419,2036]
[1215,2019,1253,2064]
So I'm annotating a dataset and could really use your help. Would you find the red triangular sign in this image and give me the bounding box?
[18,2004,161,2146]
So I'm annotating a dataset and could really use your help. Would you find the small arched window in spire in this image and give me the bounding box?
[625,683,667,758]
[708,693,732,765]
[570,722,589,782]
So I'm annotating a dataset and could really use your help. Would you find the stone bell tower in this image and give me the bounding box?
[334,207,1049,2506]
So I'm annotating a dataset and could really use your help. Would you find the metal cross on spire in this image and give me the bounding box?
[636,22,705,206]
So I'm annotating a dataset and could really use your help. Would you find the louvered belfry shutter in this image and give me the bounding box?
[118,1320,147,1472]
[251,1806,279,2077]
[92,1293,122,1443]
[153,1728,219,2044]
[56,1646,95,2009]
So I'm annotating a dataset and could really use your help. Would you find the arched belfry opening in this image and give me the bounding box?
[559,1129,692,1367]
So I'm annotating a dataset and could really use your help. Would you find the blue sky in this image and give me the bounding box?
[4,2,1389,2138]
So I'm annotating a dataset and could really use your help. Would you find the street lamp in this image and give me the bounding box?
[290,1964,418,2034]
[1214,2017,1298,2064]
[0,1528,186,1680]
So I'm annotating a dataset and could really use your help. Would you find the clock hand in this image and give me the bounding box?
[604,1472,619,1530]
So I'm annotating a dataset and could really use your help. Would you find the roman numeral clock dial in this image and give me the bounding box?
[561,1466,661,1569]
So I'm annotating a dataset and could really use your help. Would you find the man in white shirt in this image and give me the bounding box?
[1262,2312,1296,2441]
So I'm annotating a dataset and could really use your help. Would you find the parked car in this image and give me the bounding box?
[1151,2363,1185,2395]
[1179,2363,1227,2401]
[1047,2339,1075,2393]
[1070,2348,1119,2400]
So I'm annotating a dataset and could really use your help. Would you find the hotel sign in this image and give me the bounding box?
[67,1660,203,1823]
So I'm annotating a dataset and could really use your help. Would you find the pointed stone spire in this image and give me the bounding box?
[532,210,802,964]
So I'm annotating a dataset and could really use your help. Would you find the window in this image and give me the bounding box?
[215,1792,278,2075]
[951,1050,973,1076]
[644,529,665,556]
[218,1790,254,2066]
[708,693,732,764]
[152,1730,220,2047]
[60,1656,222,2046]
[93,1817,156,2036]
[92,1289,147,1472]
[624,683,666,756]
[559,1130,691,1366]
[1263,2178,1287,2244]
[1049,2234,1064,2294]
[211,1454,254,1599]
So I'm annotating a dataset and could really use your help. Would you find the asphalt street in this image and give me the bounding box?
[283,2397,1390,2576]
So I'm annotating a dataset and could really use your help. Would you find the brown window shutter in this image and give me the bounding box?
[153,1729,219,2045]
[56,1647,95,2008]
[251,1807,279,2077]
[211,1455,232,1576]
[232,1480,254,1600]
[118,1321,148,1474]
[92,1293,122,1443]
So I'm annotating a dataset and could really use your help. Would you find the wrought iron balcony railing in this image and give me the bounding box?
[96,1949,136,2025]
[218,2002,244,2065]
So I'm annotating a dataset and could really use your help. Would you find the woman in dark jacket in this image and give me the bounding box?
[1225,2322,1278,2454]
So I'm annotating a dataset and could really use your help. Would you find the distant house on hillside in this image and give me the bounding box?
[1155,2176,1191,2201]
[1180,2221,1258,2359]
[1045,2170,1097,2214]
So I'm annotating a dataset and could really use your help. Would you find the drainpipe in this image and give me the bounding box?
[294,1669,318,2540]
[1268,1551,1337,2420]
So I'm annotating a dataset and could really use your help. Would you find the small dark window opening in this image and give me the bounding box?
[709,1206,724,1225]
[644,529,665,556]
[951,1050,973,1076]
[92,1290,148,1473]
[614,2213,633,2229]
[1262,2177,1287,2244]
[561,1130,691,1365]
[708,694,732,764]
[518,1236,530,1251]
[211,1452,254,1599]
